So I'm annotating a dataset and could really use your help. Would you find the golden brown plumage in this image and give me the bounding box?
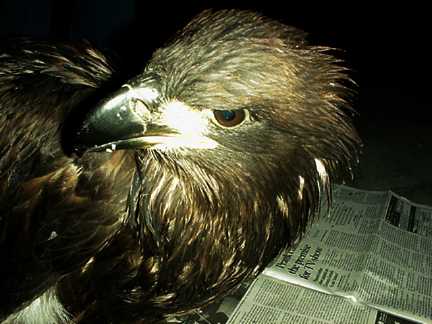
[0,9,361,323]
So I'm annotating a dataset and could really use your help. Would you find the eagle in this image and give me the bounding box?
[0,9,361,323]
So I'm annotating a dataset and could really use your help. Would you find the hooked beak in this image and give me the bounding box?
[66,84,173,155]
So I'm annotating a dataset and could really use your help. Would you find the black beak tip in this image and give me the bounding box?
[61,125,95,158]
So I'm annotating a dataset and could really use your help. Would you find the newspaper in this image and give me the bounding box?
[178,185,432,324]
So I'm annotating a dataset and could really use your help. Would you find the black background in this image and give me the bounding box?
[0,0,429,121]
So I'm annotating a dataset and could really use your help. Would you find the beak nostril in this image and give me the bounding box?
[133,100,152,123]
[126,85,160,103]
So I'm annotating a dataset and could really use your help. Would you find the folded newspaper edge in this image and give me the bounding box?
[225,185,431,324]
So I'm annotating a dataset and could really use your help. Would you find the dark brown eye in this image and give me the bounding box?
[213,109,247,128]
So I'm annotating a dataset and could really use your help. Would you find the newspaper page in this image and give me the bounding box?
[227,275,379,324]
[226,185,432,324]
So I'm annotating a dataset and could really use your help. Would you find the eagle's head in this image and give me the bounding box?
[68,9,360,320]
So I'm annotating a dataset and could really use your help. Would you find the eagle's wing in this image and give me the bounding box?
[0,39,134,321]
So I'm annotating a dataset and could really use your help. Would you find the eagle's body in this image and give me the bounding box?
[0,10,360,323]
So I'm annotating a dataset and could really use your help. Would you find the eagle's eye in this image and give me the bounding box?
[213,109,248,128]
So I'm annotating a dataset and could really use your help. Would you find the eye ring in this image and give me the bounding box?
[212,109,248,128]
